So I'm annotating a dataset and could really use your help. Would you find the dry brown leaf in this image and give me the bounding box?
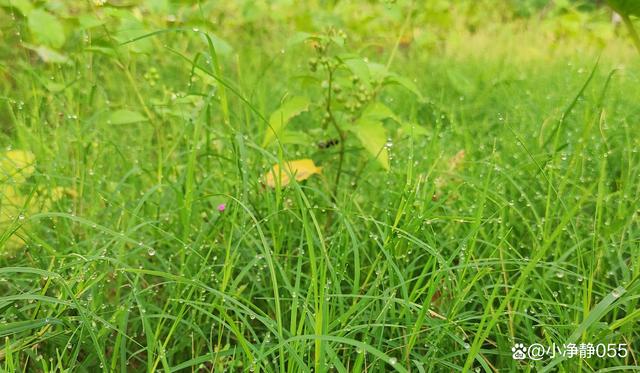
[433,149,466,201]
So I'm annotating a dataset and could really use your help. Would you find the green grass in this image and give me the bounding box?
[1,1,639,372]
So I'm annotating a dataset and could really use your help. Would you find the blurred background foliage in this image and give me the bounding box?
[0,0,636,149]
[0,0,634,60]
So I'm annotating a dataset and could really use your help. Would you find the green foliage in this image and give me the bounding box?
[0,1,638,372]
[349,117,390,169]
[262,96,310,146]
[27,9,65,49]
[266,28,423,180]
[606,0,640,55]
[106,110,148,125]
[607,0,640,16]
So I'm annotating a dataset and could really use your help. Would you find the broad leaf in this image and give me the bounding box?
[349,118,390,170]
[262,159,322,188]
[607,0,640,16]
[115,18,152,53]
[262,96,310,146]
[77,14,105,29]
[278,130,312,146]
[343,57,371,83]
[367,62,389,82]
[28,9,65,49]
[400,122,428,136]
[287,32,315,47]
[385,74,423,100]
[361,102,398,122]
[107,110,148,125]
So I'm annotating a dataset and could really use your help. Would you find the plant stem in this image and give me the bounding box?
[622,14,640,56]
[325,68,346,201]
[323,66,346,232]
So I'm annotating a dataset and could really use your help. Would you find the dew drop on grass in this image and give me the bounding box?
[147,248,156,256]
[611,288,623,299]
[555,271,564,279]
[389,357,397,365]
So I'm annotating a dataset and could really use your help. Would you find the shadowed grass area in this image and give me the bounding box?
[0,1,639,372]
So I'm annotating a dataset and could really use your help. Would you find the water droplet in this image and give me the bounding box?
[147,248,156,256]
[389,357,397,365]
[611,288,623,299]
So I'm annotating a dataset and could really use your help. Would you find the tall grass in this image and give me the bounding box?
[1,1,639,372]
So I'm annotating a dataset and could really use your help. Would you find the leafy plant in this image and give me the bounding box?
[263,28,420,195]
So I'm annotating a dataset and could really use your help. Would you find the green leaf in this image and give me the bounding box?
[262,96,310,147]
[107,110,148,125]
[115,18,152,53]
[77,14,105,29]
[361,102,398,122]
[279,130,312,146]
[367,62,389,82]
[287,32,314,47]
[28,9,65,49]
[385,74,423,100]
[607,0,640,16]
[204,33,233,56]
[400,122,428,136]
[0,0,32,15]
[349,118,390,170]
[343,57,371,83]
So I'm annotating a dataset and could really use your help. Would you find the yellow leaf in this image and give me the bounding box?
[1,150,36,183]
[0,185,27,253]
[262,159,322,188]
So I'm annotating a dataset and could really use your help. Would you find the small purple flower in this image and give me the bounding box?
[217,203,226,212]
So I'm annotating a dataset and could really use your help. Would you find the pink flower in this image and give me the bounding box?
[217,203,226,212]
